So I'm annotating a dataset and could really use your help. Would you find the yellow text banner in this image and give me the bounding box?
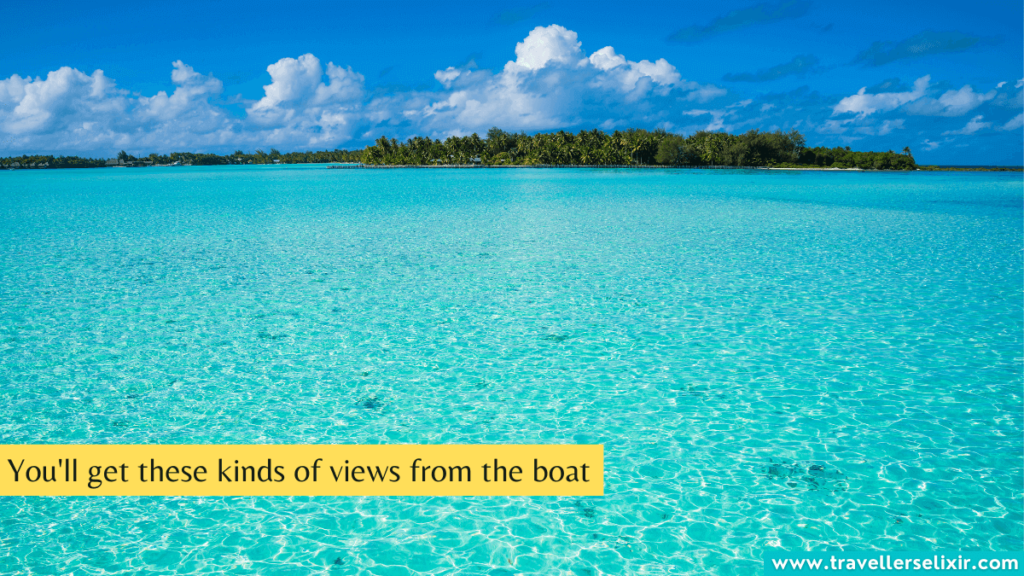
[0,445,603,496]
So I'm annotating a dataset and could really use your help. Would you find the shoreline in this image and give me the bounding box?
[768,166,864,171]
[6,162,1021,172]
[326,164,914,172]
[331,164,1020,172]
[329,164,773,170]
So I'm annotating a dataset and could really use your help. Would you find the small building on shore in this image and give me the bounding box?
[105,158,153,167]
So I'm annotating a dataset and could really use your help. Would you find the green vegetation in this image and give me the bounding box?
[361,127,919,170]
[143,148,364,166]
[0,155,106,169]
[6,130,1020,172]
[1,148,363,169]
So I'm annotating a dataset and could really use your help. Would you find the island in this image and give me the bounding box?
[2,128,1020,171]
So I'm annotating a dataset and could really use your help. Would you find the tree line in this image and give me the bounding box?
[1,148,364,168]
[1,128,919,170]
[362,128,918,170]
[0,155,107,168]
[144,149,364,166]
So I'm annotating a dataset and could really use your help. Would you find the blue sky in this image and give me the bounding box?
[1,0,1021,164]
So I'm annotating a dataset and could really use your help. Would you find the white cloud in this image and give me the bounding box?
[817,118,853,134]
[0,26,731,155]
[680,106,747,132]
[921,138,946,151]
[434,67,462,88]
[0,62,243,154]
[906,84,997,117]
[0,67,121,135]
[10,25,1015,158]
[942,114,991,135]
[138,61,223,123]
[686,85,728,102]
[587,46,682,94]
[877,118,905,135]
[394,24,726,136]
[507,25,584,72]
[832,76,929,117]
[316,63,364,105]
[588,46,627,71]
[251,54,323,112]
[1002,113,1023,131]
[834,76,1002,119]
[249,54,363,119]
[855,118,905,136]
[1017,78,1024,89]
[241,54,364,146]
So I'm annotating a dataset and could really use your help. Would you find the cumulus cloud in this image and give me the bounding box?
[251,54,323,112]
[905,84,997,116]
[398,25,725,136]
[831,76,1009,140]
[588,47,682,93]
[138,61,223,123]
[0,62,240,154]
[506,24,584,71]
[723,54,819,82]
[942,115,990,135]
[0,67,121,135]
[852,30,997,67]
[249,54,362,117]
[7,22,1012,159]
[317,63,365,104]
[434,67,462,88]
[833,75,929,117]
[668,0,811,44]
[587,46,626,71]
[238,53,365,147]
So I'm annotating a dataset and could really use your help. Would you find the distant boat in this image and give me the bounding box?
[169,161,181,166]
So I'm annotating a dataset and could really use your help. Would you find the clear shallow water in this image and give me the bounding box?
[0,166,1021,574]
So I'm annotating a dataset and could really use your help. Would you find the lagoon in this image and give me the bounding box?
[0,166,1021,574]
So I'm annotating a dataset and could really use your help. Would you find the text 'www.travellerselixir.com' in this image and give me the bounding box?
[770,554,1019,572]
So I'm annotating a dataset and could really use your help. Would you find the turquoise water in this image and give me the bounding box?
[0,166,1021,574]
